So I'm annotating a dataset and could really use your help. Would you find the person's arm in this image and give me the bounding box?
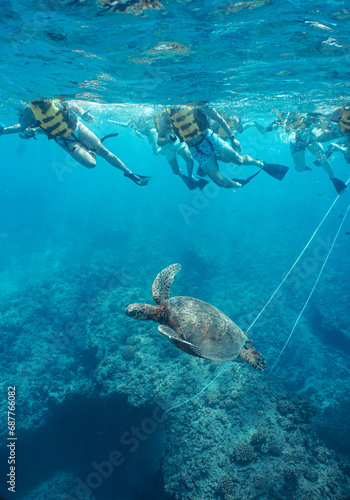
[204,107,242,152]
[265,119,280,133]
[329,107,343,124]
[67,101,94,123]
[157,110,172,146]
[0,106,36,135]
[108,120,131,127]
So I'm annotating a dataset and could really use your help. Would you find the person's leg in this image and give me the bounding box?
[77,122,132,175]
[291,150,308,172]
[241,122,255,132]
[201,158,242,188]
[220,146,263,167]
[167,157,182,175]
[241,121,266,134]
[160,143,183,176]
[307,141,334,177]
[207,131,263,167]
[166,154,200,190]
[177,146,194,177]
[232,116,243,134]
[313,128,338,143]
[147,128,160,155]
[56,139,97,168]
[345,138,350,164]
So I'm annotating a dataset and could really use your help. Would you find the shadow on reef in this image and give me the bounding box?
[315,398,350,459]
[310,305,350,354]
[0,394,173,500]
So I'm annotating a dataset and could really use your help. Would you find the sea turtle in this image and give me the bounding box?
[125,263,266,371]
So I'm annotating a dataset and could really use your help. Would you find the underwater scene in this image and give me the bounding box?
[1,0,350,499]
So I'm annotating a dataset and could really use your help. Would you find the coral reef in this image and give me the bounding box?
[1,251,350,499]
[231,443,255,464]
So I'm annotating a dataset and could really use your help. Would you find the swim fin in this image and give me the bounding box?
[181,175,197,190]
[100,132,119,143]
[182,175,209,190]
[196,167,207,177]
[262,162,289,180]
[330,177,348,195]
[196,177,209,190]
[231,171,260,187]
[124,172,152,186]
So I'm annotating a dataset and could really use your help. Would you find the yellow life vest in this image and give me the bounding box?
[339,108,350,135]
[167,106,207,142]
[284,113,307,133]
[29,100,75,138]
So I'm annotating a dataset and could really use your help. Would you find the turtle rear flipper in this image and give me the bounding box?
[152,263,181,304]
[238,344,266,371]
[158,325,202,358]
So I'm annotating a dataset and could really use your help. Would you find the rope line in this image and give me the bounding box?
[161,361,228,422]
[161,180,349,421]
[247,189,347,332]
[268,198,350,375]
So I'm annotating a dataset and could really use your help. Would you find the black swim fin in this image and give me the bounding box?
[182,175,209,190]
[330,177,348,195]
[196,177,209,190]
[181,175,197,190]
[262,162,289,180]
[196,167,207,177]
[100,132,119,143]
[124,172,152,186]
[231,171,260,187]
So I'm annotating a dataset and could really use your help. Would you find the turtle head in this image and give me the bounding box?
[125,303,153,321]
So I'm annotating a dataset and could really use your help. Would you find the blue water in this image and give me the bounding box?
[1,1,350,499]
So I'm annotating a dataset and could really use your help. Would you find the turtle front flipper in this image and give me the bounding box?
[152,263,181,304]
[238,344,266,371]
[158,324,202,358]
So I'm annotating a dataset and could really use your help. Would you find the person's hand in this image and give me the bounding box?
[19,129,37,140]
[81,111,94,123]
[0,122,5,136]
[230,136,242,152]
[168,134,177,143]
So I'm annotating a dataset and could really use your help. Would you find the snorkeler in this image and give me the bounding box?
[157,104,288,189]
[0,99,151,186]
[111,110,205,190]
[110,113,160,156]
[211,114,267,138]
[153,111,208,191]
[314,104,350,166]
[266,111,347,195]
